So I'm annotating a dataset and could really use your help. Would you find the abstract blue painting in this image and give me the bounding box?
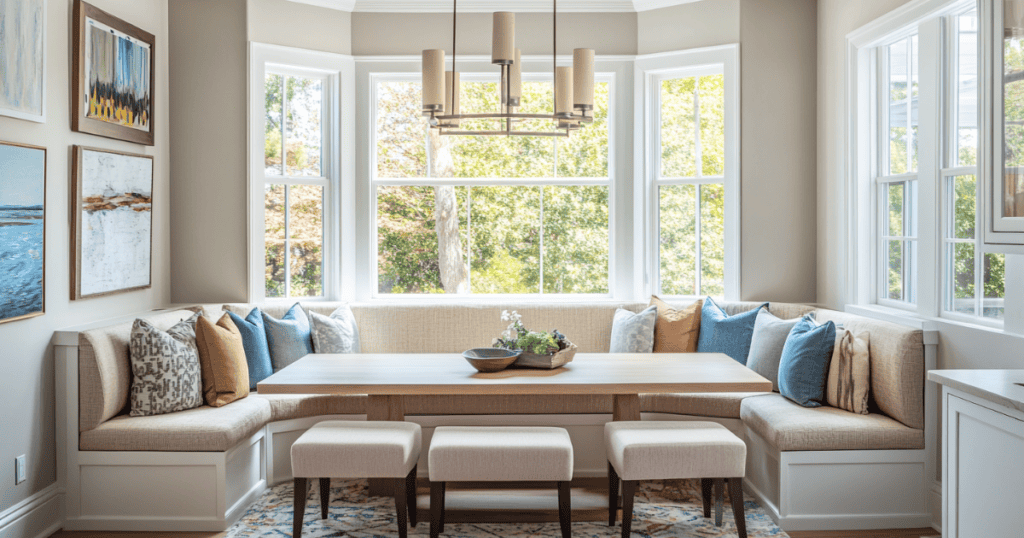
[0,142,45,323]
[0,0,46,122]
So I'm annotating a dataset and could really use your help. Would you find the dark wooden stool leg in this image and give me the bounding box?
[557,481,572,538]
[406,465,418,528]
[607,461,619,526]
[620,480,638,538]
[730,477,747,538]
[429,481,443,538]
[319,478,330,520]
[701,478,713,518]
[714,478,725,526]
[439,481,446,530]
[395,477,408,538]
[293,477,308,538]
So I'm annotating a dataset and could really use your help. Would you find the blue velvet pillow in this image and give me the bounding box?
[695,297,768,364]
[777,317,837,408]
[227,308,274,390]
[262,304,314,372]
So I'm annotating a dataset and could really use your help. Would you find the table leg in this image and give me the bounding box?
[368,395,406,496]
[612,394,640,422]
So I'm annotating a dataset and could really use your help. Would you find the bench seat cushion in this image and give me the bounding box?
[251,393,367,421]
[641,392,764,419]
[740,394,924,451]
[79,397,271,452]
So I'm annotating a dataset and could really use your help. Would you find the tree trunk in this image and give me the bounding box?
[430,131,469,294]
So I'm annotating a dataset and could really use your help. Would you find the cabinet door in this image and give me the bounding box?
[945,394,1024,538]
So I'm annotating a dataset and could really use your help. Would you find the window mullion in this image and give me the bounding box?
[695,185,702,296]
[284,185,291,298]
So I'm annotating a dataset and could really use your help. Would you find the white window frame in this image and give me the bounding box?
[635,45,741,302]
[248,43,356,303]
[355,55,633,303]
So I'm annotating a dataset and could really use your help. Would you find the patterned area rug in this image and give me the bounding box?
[226,479,788,537]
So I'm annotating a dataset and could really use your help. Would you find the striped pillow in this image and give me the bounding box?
[827,329,871,414]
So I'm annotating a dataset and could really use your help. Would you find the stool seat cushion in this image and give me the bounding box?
[428,426,573,482]
[291,420,421,479]
[605,421,746,481]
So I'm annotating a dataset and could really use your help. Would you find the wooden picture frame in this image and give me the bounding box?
[0,141,46,324]
[71,0,155,146]
[71,146,154,300]
[0,0,47,123]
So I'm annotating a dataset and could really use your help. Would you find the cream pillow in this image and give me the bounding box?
[826,329,871,415]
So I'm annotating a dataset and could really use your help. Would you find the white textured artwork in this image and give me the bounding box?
[78,149,152,297]
[0,0,46,121]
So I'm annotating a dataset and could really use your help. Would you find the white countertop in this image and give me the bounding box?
[928,370,1024,414]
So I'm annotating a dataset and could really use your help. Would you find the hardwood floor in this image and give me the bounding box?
[48,528,940,538]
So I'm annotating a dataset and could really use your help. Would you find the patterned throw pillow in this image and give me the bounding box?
[196,313,250,407]
[745,310,804,391]
[777,317,837,408]
[649,296,702,353]
[827,329,871,414]
[609,306,657,353]
[308,305,361,354]
[262,303,314,372]
[226,308,274,390]
[696,297,768,364]
[129,313,204,417]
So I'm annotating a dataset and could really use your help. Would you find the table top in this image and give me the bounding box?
[256,353,773,396]
[929,369,1024,414]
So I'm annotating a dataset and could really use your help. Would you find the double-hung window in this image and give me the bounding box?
[372,73,612,297]
[877,34,920,306]
[943,7,1006,321]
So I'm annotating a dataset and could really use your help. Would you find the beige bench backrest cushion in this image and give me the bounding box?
[79,309,202,433]
[811,310,924,430]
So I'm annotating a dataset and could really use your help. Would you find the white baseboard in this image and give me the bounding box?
[0,485,63,538]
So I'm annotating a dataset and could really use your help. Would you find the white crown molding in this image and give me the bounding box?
[286,0,702,12]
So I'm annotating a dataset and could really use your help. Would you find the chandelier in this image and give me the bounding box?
[421,0,595,138]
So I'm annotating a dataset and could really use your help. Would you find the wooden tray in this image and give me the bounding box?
[512,341,578,369]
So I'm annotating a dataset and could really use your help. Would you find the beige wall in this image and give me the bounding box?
[249,0,352,54]
[817,0,913,309]
[169,0,249,303]
[636,0,739,55]
[351,12,638,56]
[0,0,171,520]
[738,0,817,302]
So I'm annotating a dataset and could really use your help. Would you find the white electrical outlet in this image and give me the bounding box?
[15,455,26,485]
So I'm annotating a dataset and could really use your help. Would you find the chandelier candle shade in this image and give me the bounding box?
[421,0,595,138]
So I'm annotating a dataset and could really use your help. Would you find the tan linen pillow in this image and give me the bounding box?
[827,329,871,414]
[649,296,703,353]
[196,313,251,407]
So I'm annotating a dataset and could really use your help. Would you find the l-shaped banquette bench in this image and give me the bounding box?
[54,301,937,532]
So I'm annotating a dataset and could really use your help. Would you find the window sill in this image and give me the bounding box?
[846,303,1022,340]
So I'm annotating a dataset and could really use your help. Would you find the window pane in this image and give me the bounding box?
[952,175,976,239]
[888,39,909,175]
[887,240,903,300]
[660,184,697,295]
[265,74,284,176]
[699,75,726,176]
[950,242,976,315]
[983,253,1006,319]
[377,186,469,294]
[910,35,919,173]
[377,82,428,178]
[1004,3,1024,218]
[288,185,323,297]
[887,183,904,237]
[285,76,323,177]
[470,186,541,294]
[558,82,610,178]
[265,184,285,298]
[661,77,697,178]
[700,183,725,296]
[957,10,979,167]
[542,186,609,294]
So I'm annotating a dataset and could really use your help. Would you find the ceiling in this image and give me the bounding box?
[285,0,703,13]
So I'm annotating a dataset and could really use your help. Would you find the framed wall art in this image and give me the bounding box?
[0,0,47,122]
[71,146,153,299]
[72,0,154,145]
[0,141,46,324]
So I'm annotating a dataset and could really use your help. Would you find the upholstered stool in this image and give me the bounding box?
[290,420,422,538]
[428,426,574,538]
[605,421,748,538]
